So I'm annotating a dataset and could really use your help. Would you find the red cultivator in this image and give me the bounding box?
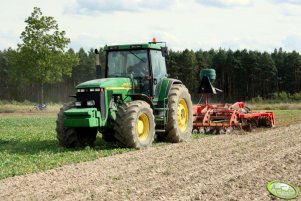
[193,101,276,134]
[192,69,275,134]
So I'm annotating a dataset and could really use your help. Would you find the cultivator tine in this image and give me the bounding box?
[226,127,233,134]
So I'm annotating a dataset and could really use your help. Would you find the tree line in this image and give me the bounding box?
[1,47,301,103]
[167,48,301,102]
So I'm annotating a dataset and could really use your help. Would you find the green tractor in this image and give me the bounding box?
[56,40,193,149]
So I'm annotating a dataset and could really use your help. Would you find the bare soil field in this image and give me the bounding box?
[0,124,300,201]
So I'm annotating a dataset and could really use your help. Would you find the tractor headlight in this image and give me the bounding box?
[75,101,81,107]
[87,100,95,106]
[77,89,85,92]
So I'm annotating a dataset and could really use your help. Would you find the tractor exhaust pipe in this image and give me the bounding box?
[95,49,101,79]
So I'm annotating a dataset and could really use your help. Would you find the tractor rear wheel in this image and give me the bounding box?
[114,100,155,149]
[165,84,193,142]
[56,103,97,148]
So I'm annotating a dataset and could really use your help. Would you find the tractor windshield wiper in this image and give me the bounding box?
[128,51,146,63]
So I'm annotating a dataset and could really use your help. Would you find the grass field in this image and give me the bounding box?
[0,115,133,180]
[0,103,301,180]
[0,101,61,113]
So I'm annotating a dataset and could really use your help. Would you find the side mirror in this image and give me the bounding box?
[161,47,169,57]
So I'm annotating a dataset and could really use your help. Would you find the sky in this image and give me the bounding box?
[1,0,301,52]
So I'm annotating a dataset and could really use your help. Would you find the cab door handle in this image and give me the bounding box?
[153,78,157,85]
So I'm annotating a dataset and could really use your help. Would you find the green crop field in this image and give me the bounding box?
[0,114,133,180]
[0,106,301,180]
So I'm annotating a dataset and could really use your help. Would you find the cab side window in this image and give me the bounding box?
[150,50,167,79]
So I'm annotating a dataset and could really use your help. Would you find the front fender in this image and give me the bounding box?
[127,94,154,111]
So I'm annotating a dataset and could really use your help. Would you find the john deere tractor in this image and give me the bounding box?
[56,40,193,149]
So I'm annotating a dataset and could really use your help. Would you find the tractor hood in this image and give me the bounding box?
[76,78,132,90]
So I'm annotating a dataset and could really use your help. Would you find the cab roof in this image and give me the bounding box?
[104,43,163,51]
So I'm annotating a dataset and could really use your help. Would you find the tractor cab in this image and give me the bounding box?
[104,40,168,97]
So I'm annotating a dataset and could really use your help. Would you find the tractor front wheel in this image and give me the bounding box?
[56,103,97,148]
[77,128,97,147]
[101,128,116,142]
[114,101,155,149]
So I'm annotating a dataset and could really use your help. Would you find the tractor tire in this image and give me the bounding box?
[165,84,193,142]
[101,128,116,142]
[56,103,97,148]
[76,128,98,147]
[114,100,155,149]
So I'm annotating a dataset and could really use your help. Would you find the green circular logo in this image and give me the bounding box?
[267,180,300,200]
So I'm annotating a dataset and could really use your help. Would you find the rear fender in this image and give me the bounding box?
[157,78,182,106]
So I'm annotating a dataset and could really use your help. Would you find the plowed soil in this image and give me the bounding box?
[0,124,300,201]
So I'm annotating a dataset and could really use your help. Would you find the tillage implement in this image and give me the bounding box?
[192,69,276,134]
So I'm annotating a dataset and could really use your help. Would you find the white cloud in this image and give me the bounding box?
[195,0,253,8]
[65,0,178,15]
[283,34,301,51]
[71,33,106,50]
[270,0,301,5]
[1,0,301,53]
[0,32,20,49]
[219,37,279,52]
[150,31,178,44]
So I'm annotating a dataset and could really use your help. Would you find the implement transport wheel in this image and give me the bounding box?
[114,100,155,149]
[56,103,97,148]
[165,84,193,142]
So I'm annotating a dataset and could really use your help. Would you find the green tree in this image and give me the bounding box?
[195,49,214,69]
[17,7,79,103]
[72,48,97,84]
[0,50,9,99]
[258,52,277,97]
[286,51,301,94]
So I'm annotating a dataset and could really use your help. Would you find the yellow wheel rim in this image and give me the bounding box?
[177,98,188,132]
[136,113,150,141]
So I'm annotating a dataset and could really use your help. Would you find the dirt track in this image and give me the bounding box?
[0,124,300,201]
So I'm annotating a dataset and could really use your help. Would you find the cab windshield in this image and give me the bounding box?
[107,50,149,78]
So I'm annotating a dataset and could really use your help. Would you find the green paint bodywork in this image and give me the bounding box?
[76,78,132,90]
[64,77,133,128]
[63,77,179,128]
[63,42,181,130]
[156,79,170,102]
[64,108,100,127]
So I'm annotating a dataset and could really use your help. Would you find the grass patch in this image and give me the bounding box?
[0,115,131,180]
[0,107,300,180]
[273,110,301,127]
[0,101,61,113]
[246,102,301,110]
[191,133,208,139]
